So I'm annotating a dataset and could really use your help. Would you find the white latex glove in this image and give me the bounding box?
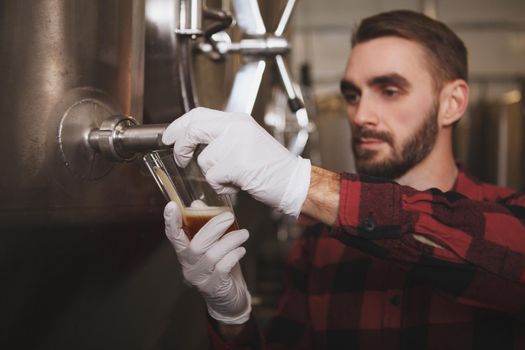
[162,107,311,217]
[164,201,252,325]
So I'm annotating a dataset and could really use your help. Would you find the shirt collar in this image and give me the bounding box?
[451,169,484,201]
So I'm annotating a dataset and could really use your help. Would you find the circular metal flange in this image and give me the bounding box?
[57,89,119,180]
[89,115,139,162]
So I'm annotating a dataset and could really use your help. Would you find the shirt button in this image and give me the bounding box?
[390,295,401,306]
[364,217,375,232]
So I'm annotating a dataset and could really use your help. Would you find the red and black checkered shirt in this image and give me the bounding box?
[208,170,525,349]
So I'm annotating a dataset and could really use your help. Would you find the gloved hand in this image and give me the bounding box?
[164,201,252,325]
[162,107,311,217]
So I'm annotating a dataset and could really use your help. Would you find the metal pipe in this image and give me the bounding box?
[229,37,290,56]
[199,36,290,57]
[174,0,203,35]
[116,124,169,152]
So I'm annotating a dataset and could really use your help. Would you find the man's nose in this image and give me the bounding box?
[349,97,379,127]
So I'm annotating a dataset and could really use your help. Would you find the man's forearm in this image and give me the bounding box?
[301,167,443,247]
[301,166,340,225]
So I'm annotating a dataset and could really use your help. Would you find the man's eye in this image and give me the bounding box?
[382,88,399,97]
[344,92,360,104]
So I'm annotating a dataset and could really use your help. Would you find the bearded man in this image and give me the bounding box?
[162,10,525,349]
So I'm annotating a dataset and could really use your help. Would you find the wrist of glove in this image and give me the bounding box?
[162,107,312,217]
[204,264,252,325]
[164,202,251,324]
[278,156,311,217]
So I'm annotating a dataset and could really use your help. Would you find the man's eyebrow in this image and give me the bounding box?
[368,73,411,89]
[340,80,359,93]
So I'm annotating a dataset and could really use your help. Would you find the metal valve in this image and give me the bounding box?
[55,89,171,179]
[198,0,311,155]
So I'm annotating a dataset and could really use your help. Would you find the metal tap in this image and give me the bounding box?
[87,115,169,162]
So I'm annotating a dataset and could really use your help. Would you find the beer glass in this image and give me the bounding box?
[144,149,238,240]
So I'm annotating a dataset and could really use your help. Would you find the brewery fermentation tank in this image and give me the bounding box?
[0,0,300,348]
[0,1,207,349]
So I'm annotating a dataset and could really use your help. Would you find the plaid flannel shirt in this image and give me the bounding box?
[208,170,525,349]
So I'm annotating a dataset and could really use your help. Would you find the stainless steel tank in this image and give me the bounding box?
[0,0,296,348]
[0,1,208,349]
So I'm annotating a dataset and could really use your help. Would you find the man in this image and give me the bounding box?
[162,10,525,349]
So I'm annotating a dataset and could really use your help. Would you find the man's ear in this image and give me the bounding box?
[438,79,469,127]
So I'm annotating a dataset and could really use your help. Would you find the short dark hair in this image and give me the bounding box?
[352,10,468,88]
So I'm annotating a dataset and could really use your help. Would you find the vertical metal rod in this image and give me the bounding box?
[174,0,203,35]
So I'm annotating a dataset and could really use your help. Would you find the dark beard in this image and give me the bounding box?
[352,102,438,180]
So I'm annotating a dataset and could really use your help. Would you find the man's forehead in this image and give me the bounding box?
[345,36,430,82]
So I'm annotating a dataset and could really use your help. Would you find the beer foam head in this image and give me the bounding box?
[183,206,232,217]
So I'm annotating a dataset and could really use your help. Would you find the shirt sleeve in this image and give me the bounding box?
[207,230,315,349]
[334,173,525,313]
[207,314,263,350]
[263,230,314,349]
